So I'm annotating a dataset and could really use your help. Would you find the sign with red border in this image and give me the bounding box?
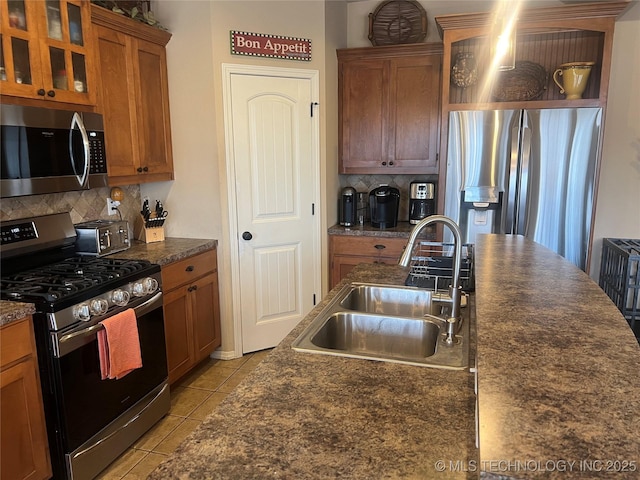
[230,31,311,62]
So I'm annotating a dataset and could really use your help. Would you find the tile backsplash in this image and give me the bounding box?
[0,185,142,225]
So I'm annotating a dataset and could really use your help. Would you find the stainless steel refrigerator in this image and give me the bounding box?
[443,108,603,271]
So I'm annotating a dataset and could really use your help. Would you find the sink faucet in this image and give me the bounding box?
[398,215,463,346]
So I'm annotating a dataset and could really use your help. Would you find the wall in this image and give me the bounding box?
[148,0,346,357]
[590,1,640,280]
[325,0,348,234]
[346,0,564,47]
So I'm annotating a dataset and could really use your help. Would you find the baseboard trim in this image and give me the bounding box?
[210,349,240,361]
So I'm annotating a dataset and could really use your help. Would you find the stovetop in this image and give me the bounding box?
[0,256,154,304]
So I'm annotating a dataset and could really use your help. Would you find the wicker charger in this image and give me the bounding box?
[368,0,427,46]
[492,61,548,102]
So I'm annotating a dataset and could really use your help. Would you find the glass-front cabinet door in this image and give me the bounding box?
[0,0,95,106]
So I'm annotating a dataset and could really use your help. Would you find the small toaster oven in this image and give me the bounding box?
[75,219,130,256]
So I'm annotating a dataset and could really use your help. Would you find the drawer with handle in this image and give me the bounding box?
[162,249,217,291]
[1,317,34,367]
[330,235,407,259]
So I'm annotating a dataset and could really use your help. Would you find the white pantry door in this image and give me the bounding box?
[226,66,320,354]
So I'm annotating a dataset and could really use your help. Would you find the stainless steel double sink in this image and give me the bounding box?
[291,283,470,370]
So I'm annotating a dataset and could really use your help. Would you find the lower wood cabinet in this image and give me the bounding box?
[0,316,51,480]
[162,248,221,385]
[329,235,407,289]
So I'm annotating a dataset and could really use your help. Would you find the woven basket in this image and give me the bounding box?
[368,0,427,46]
[492,61,548,102]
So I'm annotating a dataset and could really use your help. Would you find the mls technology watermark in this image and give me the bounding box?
[433,459,637,474]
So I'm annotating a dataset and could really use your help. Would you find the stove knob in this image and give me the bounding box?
[132,277,159,297]
[144,277,159,294]
[73,303,91,322]
[90,298,109,316]
[111,289,130,307]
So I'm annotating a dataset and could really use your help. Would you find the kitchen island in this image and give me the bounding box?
[475,235,640,479]
[149,234,640,479]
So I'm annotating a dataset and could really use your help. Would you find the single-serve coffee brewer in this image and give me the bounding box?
[339,187,357,226]
[409,181,435,224]
[369,186,400,228]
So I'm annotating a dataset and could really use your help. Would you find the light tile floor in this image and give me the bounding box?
[96,349,273,480]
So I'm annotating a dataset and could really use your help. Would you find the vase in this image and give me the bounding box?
[552,61,595,100]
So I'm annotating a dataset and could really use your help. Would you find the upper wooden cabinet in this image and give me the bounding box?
[338,43,442,175]
[91,5,174,186]
[435,1,630,112]
[0,0,97,106]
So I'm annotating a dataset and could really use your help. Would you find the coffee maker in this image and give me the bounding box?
[369,186,400,228]
[339,187,357,226]
[409,181,435,224]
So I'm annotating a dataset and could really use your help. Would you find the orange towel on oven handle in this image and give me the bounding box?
[97,308,143,380]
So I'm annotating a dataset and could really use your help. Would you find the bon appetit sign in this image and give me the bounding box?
[230,31,311,61]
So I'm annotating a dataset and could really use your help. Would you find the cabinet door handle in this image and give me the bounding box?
[47,90,55,97]
[185,265,195,272]
[388,161,394,166]
[143,166,149,172]
[188,285,198,292]
[381,161,387,166]
[137,167,143,173]
[37,88,46,96]
[374,244,386,250]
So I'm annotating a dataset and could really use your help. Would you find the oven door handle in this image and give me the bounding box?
[56,292,163,354]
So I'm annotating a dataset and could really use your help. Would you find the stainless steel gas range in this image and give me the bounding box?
[0,213,169,480]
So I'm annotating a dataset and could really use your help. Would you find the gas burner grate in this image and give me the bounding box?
[0,257,151,303]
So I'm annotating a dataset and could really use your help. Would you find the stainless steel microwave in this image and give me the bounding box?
[1,104,108,198]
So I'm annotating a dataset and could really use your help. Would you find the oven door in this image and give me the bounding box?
[47,291,168,453]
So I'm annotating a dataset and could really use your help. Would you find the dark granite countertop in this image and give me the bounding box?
[110,237,217,266]
[475,235,640,479]
[149,233,640,479]
[0,301,36,327]
[149,263,477,479]
[329,221,436,239]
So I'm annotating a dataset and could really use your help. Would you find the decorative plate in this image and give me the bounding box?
[368,0,427,47]
[492,61,548,102]
[451,52,478,88]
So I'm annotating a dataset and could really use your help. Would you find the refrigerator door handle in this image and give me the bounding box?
[517,122,532,235]
[505,122,521,234]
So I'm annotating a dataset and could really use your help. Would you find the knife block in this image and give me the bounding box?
[135,214,165,243]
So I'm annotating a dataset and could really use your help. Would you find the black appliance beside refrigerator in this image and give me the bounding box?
[443,107,603,271]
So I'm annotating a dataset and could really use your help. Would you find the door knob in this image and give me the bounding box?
[242,231,253,240]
